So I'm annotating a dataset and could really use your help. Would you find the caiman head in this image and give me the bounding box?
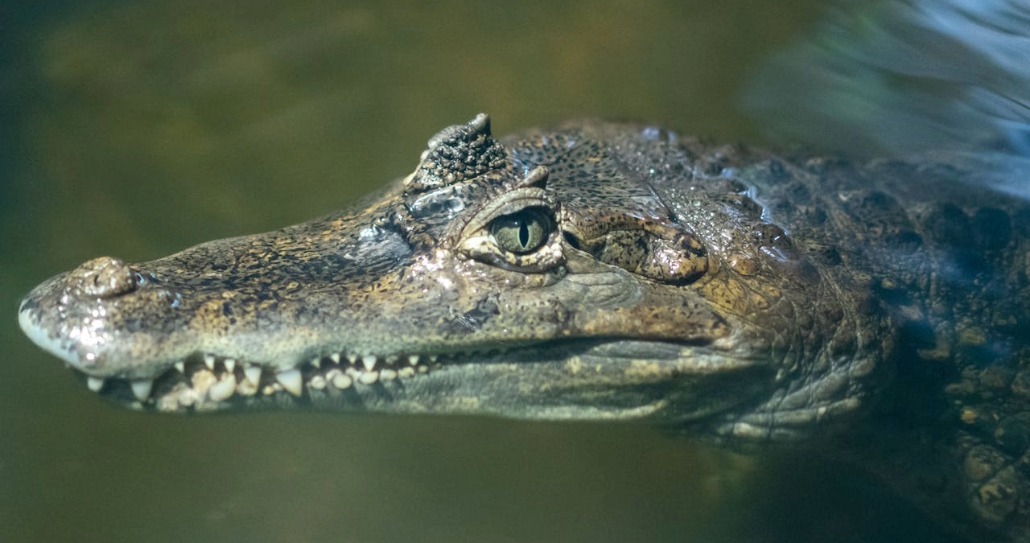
[19,114,887,442]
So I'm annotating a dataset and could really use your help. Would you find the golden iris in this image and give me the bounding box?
[489,208,551,254]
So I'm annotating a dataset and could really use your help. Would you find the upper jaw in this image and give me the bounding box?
[18,262,757,416]
[17,255,749,413]
[17,274,456,409]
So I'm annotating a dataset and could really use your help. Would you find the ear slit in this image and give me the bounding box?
[563,232,582,250]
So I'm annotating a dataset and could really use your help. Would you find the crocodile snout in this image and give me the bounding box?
[19,255,174,374]
[66,257,139,299]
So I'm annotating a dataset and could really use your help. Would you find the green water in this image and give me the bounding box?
[1,2,959,542]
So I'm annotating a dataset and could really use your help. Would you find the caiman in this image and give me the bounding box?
[17,114,1030,542]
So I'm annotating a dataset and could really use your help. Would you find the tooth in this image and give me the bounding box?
[330,353,341,364]
[361,355,377,371]
[408,355,420,366]
[191,369,216,391]
[174,362,185,373]
[331,373,353,390]
[243,366,262,386]
[130,379,153,401]
[429,355,439,362]
[235,378,258,397]
[398,367,415,378]
[386,355,398,365]
[359,372,379,385]
[276,369,303,397]
[224,358,237,372]
[203,354,216,370]
[208,375,237,402]
[310,357,322,369]
[309,375,326,390]
[87,377,105,392]
[380,369,397,381]
[346,354,358,364]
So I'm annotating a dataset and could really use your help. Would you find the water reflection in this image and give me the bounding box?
[743,0,1030,160]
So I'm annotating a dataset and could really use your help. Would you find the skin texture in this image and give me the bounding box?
[18,115,1030,541]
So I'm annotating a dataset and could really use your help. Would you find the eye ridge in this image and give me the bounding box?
[489,208,552,255]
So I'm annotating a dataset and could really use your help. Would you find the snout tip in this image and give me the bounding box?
[18,292,81,367]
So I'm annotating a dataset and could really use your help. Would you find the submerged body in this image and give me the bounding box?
[18,116,1030,541]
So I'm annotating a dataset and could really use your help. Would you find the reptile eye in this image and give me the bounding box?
[489,208,551,254]
[455,190,563,273]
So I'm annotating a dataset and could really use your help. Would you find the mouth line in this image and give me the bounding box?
[64,337,728,412]
[78,350,440,411]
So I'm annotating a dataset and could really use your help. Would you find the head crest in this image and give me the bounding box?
[403,114,509,193]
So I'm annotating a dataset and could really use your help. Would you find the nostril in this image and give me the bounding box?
[68,256,139,299]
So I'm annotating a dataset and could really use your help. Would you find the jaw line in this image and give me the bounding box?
[73,338,759,419]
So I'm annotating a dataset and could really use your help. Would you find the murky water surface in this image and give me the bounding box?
[1,2,965,541]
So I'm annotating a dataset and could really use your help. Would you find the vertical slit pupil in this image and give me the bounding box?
[519,221,530,248]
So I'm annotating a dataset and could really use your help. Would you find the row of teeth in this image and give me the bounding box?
[85,352,437,405]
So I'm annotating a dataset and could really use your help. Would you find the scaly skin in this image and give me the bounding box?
[18,115,1030,541]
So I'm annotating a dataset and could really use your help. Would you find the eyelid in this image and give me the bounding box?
[458,187,553,234]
